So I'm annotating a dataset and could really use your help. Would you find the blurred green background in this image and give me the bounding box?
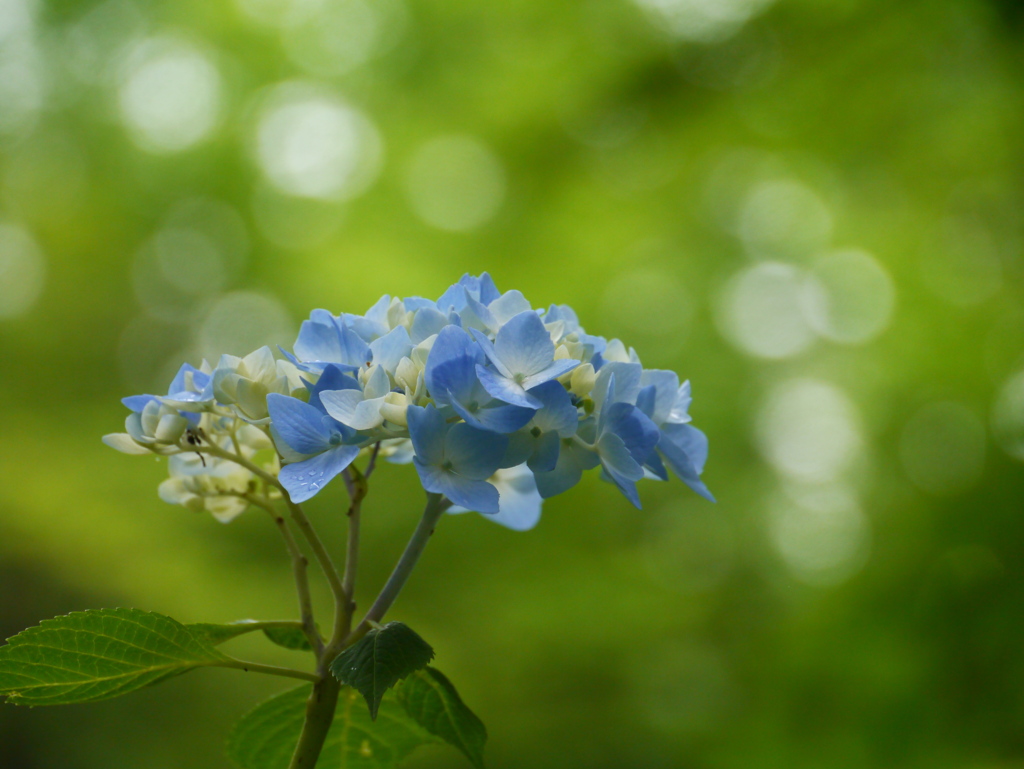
[2,0,1024,766]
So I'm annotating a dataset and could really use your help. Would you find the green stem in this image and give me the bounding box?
[216,658,320,684]
[245,494,323,655]
[192,440,347,647]
[288,675,341,769]
[343,493,450,647]
[284,497,348,643]
[339,466,369,639]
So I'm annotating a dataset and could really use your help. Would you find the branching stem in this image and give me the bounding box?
[343,492,450,647]
[216,658,320,684]
[244,493,323,655]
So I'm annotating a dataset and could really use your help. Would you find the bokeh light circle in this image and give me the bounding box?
[992,370,1024,462]
[756,378,862,483]
[717,261,815,359]
[405,135,506,231]
[769,483,871,586]
[801,249,897,344]
[0,223,46,319]
[118,35,222,153]
[738,179,832,260]
[197,291,294,360]
[254,81,383,200]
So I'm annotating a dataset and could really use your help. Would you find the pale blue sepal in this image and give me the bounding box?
[520,358,579,390]
[527,430,560,473]
[444,422,508,480]
[413,460,500,513]
[533,440,600,498]
[639,370,680,425]
[450,397,534,434]
[409,307,449,344]
[122,394,159,412]
[303,365,360,412]
[266,393,336,455]
[293,319,341,363]
[406,404,446,465]
[369,326,412,375]
[280,445,360,504]
[529,380,578,437]
[475,364,543,408]
[493,311,553,376]
[659,423,715,502]
[488,291,532,325]
[447,465,543,531]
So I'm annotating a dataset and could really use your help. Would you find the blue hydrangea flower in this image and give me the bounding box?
[424,325,535,434]
[108,272,713,521]
[266,392,361,503]
[470,311,579,409]
[406,404,508,512]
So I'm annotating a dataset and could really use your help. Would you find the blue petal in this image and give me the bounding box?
[493,311,553,377]
[475,364,543,408]
[476,272,501,305]
[462,291,498,334]
[639,370,680,425]
[320,389,365,427]
[293,318,344,363]
[280,445,360,503]
[480,465,543,531]
[597,432,644,483]
[529,380,579,437]
[303,365,361,413]
[488,290,532,325]
[636,385,657,421]
[409,307,449,344]
[123,394,159,413]
[413,460,500,513]
[425,326,481,407]
[267,393,335,455]
[661,423,708,474]
[526,430,560,473]
[369,326,413,374]
[659,424,715,502]
[470,328,512,377]
[593,362,643,410]
[406,404,447,466]
[645,450,669,481]
[337,323,373,367]
[604,402,660,466]
[502,431,534,468]
[520,358,579,390]
[444,422,508,480]
[436,273,500,313]
[270,423,314,464]
[601,465,643,509]
[452,398,535,434]
[533,441,598,498]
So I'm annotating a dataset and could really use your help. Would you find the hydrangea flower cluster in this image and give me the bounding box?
[105,274,712,530]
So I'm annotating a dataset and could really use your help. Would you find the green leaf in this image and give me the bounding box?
[226,684,437,769]
[0,608,228,706]
[330,622,434,720]
[262,626,313,652]
[188,620,268,646]
[189,620,315,651]
[396,667,487,769]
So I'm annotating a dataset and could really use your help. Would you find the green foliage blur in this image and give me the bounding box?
[2,0,1023,765]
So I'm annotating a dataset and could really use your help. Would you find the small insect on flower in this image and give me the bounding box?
[185,427,206,467]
